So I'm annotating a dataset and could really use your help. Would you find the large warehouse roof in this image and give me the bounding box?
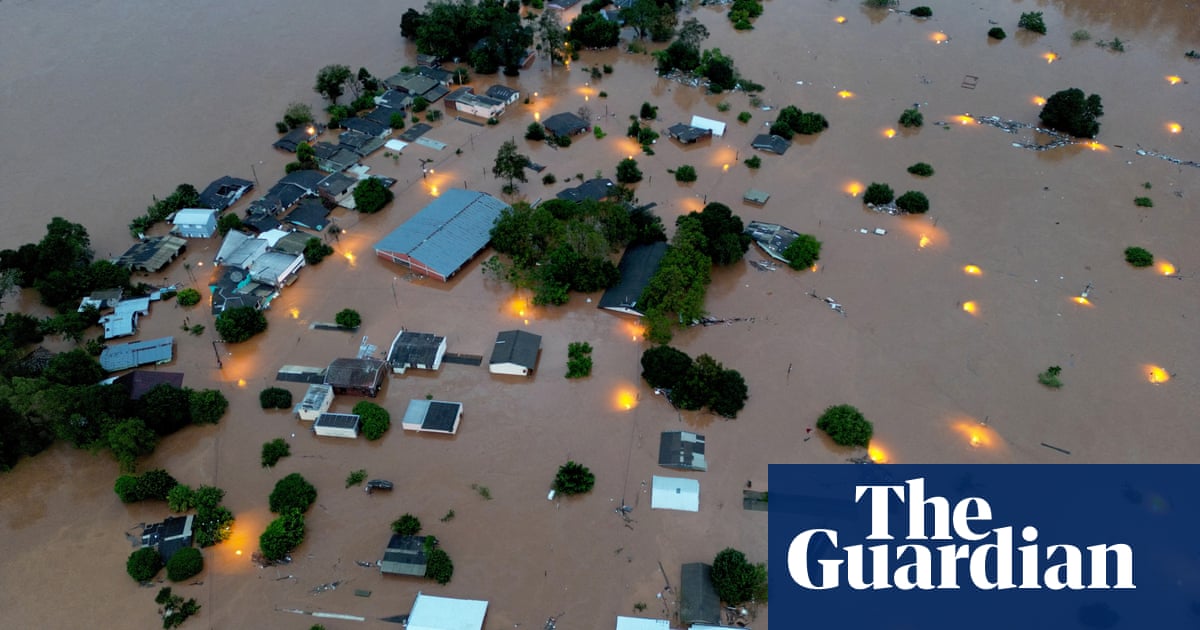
[374,189,508,281]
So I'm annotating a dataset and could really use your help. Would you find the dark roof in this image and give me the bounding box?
[542,112,590,137]
[424,84,450,103]
[680,563,722,624]
[284,198,331,231]
[398,123,433,142]
[318,172,358,199]
[363,105,402,128]
[380,534,428,576]
[485,85,518,101]
[273,127,316,153]
[598,241,668,315]
[385,72,439,96]
[115,236,187,272]
[324,357,387,390]
[658,431,707,471]
[241,212,283,233]
[490,330,541,369]
[209,266,272,314]
[142,515,194,562]
[423,402,461,432]
[315,412,361,430]
[374,189,509,281]
[281,170,325,192]
[341,116,388,138]
[556,178,615,203]
[752,134,791,155]
[745,221,802,263]
[114,371,185,400]
[377,90,412,110]
[198,176,254,211]
[388,331,446,369]
[416,54,441,67]
[415,65,452,84]
[445,86,474,102]
[666,123,712,144]
[338,129,385,157]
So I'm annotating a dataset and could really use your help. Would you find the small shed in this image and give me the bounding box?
[743,189,770,206]
[489,330,541,376]
[401,400,464,434]
[324,357,387,397]
[751,134,791,155]
[615,617,670,630]
[314,412,361,439]
[380,534,429,576]
[294,383,334,421]
[115,236,187,272]
[171,208,219,238]
[680,563,722,626]
[666,123,713,144]
[407,593,489,630]
[659,431,707,471]
[689,115,726,137]
[387,330,447,374]
[100,336,174,372]
[651,475,699,512]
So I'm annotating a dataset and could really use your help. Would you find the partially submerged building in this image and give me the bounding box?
[542,112,590,138]
[689,115,726,137]
[380,534,429,576]
[659,431,707,472]
[386,330,447,374]
[456,92,506,119]
[99,336,174,372]
[198,176,254,211]
[141,515,195,562]
[374,189,508,282]
[406,593,489,630]
[555,178,615,203]
[98,297,152,339]
[751,134,791,155]
[401,400,463,434]
[489,330,541,376]
[598,241,668,317]
[273,126,318,153]
[115,236,187,273]
[614,617,670,630]
[650,476,699,512]
[485,84,519,105]
[294,383,334,421]
[283,198,331,232]
[324,357,387,397]
[745,221,803,263]
[666,123,713,144]
[171,208,219,238]
[111,370,185,400]
[680,563,722,627]
[313,412,361,438]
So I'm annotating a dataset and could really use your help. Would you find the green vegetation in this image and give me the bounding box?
[261,438,290,468]
[259,508,305,562]
[188,389,228,426]
[1018,11,1046,35]
[411,96,430,113]
[1134,197,1154,208]
[542,173,557,185]
[711,547,768,605]
[569,10,620,49]
[335,308,362,329]
[259,387,293,410]
[1124,246,1154,267]
[166,547,203,582]
[640,101,659,121]
[215,305,267,343]
[425,109,443,122]
[176,288,201,307]
[716,101,731,113]
[115,469,177,503]
[744,155,762,169]
[314,64,352,103]
[217,212,242,237]
[127,547,164,583]
[471,483,493,500]
[390,111,407,129]
[782,234,823,270]
[895,191,930,214]
[988,27,1007,40]
[1097,37,1125,53]
[155,587,201,629]
[674,165,698,183]
[492,139,532,193]
[1071,29,1092,42]
[127,184,201,238]
[440,510,456,522]
[268,472,317,514]
[639,346,749,418]
[728,0,763,30]
[910,6,932,17]
[863,182,895,206]
[737,111,752,124]
[864,0,897,7]
[167,484,193,513]
[353,178,394,214]
[346,469,367,488]
[898,108,923,128]
[1038,366,1063,388]
[1039,88,1104,138]
[566,342,594,379]
[593,126,606,140]
[907,162,934,177]
[303,237,334,265]
[107,418,158,472]
[401,1,532,75]
[353,401,391,441]
[426,547,454,584]
[817,404,873,447]
[553,460,596,496]
[1142,182,1152,190]
[769,105,829,139]
[191,485,234,547]
[392,513,422,536]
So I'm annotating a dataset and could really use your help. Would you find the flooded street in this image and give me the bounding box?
[1,0,1199,628]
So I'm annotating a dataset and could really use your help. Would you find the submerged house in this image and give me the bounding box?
[555,178,614,203]
[114,236,187,273]
[374,189,508,282]
[380,534,429,576]
[745,221,803,263]
[99,336,174,372]
[198,176,254,211]
[658,431,707,471]
[386,330,447,374]
[324,357,387,397]
[680,563,722,627]
[406,593,489,630]
[98,297,152,339]
[598,241,668,317]
[485,84,519,105]
[111,370,185,400]
[401,400,463,434]
[488,330,541,376]
[313,412,360,439]
[141,515,195,562]
[171,208,219,238]
[751,134,791,155]
[666,123,713,144]
[294,383,334,421]
[542,112,590,138]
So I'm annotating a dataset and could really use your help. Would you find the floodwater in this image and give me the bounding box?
[2,0,1199,628]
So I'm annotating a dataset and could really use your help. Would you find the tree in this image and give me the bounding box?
[392,513,422,536]
[711,548,767,604]
[260,508,305,561]
[677,17,709,49]
[863,182,894,206]
[537,9,567,66]
[988,27,1006,40]
[640,346,693,389]
[616,158,643,184]
[269,473,317,514]
[1124,246,1154,267]
[283,102,314,129]
[1038,365,1064,388]
[674,165,697,183]
[492,140,531,193]
[44,349,103,386]
[426,548,454,584]
[217,212,242,237]
[106,418,157,471]
[138,382,192,435]
[782,234,822,270]
[353,177,393,214]
[708,367,749,418]
[553,460,596,495]
[353,401,391,440]
[335,308,361,329]
[895,191,930,214]
[565,341,593,379]
[816,404,873,447]
[525,122,546,141]
[907,162,934,177]
[127,547,163,583]
[640,102,658,120]
[569,11,620,49]
[1039,88,1104,138]
[136,469,179,501]
[166,547,203,581]
[295,142,318,171]
[690,202,751,266]
[261,438,290,468]
[259,387,293,409]
[215,305,267,343]
[399,8,425,39]
[1018,11,1046,34]
[303,237,334,265]
[910,6,932,17]
[176,288,201,307]
[655,40,701,74]
[314,64,352,103]
[189,389,228,425]
[898,108,923,128]
[115,475,141,503]
[167,484,193,513]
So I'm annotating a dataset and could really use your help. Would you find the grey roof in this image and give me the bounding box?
[485,85,518,101]
[385,72,439,96]
[424,84,450,103]
[272,231,312,256]
[745,221,802,263]
[364,105,402,128]
[752,133,791,155]
[314,142,360,173]
[415,65,452,84]
[315,412,361,430]
[198,176,254,211]
[281,170,324,192]
[598,241,668,315]
[445,86,473,102]
[215,231,268,269]
[115,236,187,272]
[743,189,770,205]
[374,189,508,281]
[114,371,185,399]
[99,336,175,372]
[324,357,387,391]
[241,212,282,233]
[489,330,541,369]
[380,534,428,576]
[338,129,386,157]
[680,563,722,624]
[388,331,445,369]
[376,90,413,110]
[457,93,505,110]
[556,178,615,203]
[318,172,358,199]
[403,400,462,432]
[341,116,388,138]
[658,431,707,471]
[141,515,194,562]
[249,251,303,286]
[542,112,590,137]
[273,127,317,153]
[666,123,712,144]
[209,266,272,314]
[284,198,331,231]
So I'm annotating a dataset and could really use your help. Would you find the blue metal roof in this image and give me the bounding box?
[99,336,175,372]
[374,189,508,279]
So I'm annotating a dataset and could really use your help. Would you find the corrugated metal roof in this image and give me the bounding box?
[489,330,541,368]
[374,189,508,279]
[99,336,174,372]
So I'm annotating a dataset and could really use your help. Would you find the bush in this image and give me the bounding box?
[1038,365,1063,388]
[817,404,873,447]
[345,469,366,488]
[176,288,201,307]
[555,133,573,148]
[744,155,762,169]
[782,234,822,270]
[217,212,242,237]
[353,401,391,440]
[304,237,334,265]
[426,548,454,584]
[127,547,163,583]
[353,178,394,214]
[215,306,267,343]
[1124,247,1154,267]
[1072,29,1092,42]
[542,173,557,185]
[335,308,361,329]
[525,122,546,141]
[910,6,932,17]
[863,182,895,206]
[988,27,1006,40]
[1134,197,1154,208]
[167,484,194,513]
[737,111,752,124]
[712,547,767,605]
[1039,88,1104,138]
[189,389,228,425]
[553,460,596,495]
[283,102,314,129]
[566,341,593,379]
[392,513,422,536]
[907,162,934,177]
[259,387,293,410]
[260,508,305,561]
[1018,11,1046,35]
[616,158,642,184]
[898,108,923,128]
[895,191,930,214]
[640,102,658,120]
[593,126,606,139]
[166,547,203,582]
[115,469,179,503]
[411,96,430,113]
[261,438,290,468]
[674,165,698,183]
[275,121,289,134]
[269,473,317,514]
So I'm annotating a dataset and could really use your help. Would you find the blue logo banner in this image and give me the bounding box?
[768,465,1200,629]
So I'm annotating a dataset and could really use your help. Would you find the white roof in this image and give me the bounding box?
[690,115,726,137]
[651,475,700,512]
[173,208,217,224]
[258,228,292,247]
[616,616,671,630]
[407,593,489,630]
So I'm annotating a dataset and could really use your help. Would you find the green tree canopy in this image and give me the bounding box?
[269,473,317,514]
[616,158,643,184]
[640,345,694,389]
[127,547,163,583]
[106,418,158,471]
[260,508,305,561]
[782,234,822,270]
[392,513,422,536]
[259,387,293,410]
[138,383,192,435]
[492,139,532,191]
[569,10,620,49]
[335,309,362,329]
[711,547,767,604]
[353,178,394,214]
[189,389,228,425]
[261,438,290,468]
[895,191,930,214]
[863,182,894,206]
[168,484,194,513]
[353,401,391,440]
[1124,246,1153,267]
[553,460,596,495]
[44,349,103,386]
[304,237,334,265]
[215,306,267,343]
[816,404,873,447]
[426,547,454,584]
[314,64,352,103]
[166,547,204,582]
[1039,88,1103,138]
[688,202,752,266]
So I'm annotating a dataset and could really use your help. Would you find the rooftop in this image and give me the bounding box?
[666,123,713,144]
[745,220,803,262]
[387,330,446,369]
[99,336,174,372]
[380,534,429,576]
[198,176,254,210]
[374,189,508,281]
[658,431,707,471]
[407,593,489,630]
[542,112,590,137]
[315,412,361,430]
[489,330,541,369]
[114,236,187,272]
[598,241,668,316]
[402,399,463,433]
[555,178,615,203]
[752,133,791,155]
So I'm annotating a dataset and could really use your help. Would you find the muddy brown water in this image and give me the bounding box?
[2,1,1199,628]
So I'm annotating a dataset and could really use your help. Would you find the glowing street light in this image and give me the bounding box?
[1147,366,1171,384]
[1166,75,1182,85]
[1158,261,1176,276]
[837,90,855,99]
[844,181,863,197]
[1167,122,1183,134]
[1032,96,1047,106]
[1043,52,1058,63]
[918,234,931,248]
[929,32,948,44]
[956,114,976,125]
[963,265,981,275]
[961,301,978,314]
[883,128,897,138]
[835,15,847,23]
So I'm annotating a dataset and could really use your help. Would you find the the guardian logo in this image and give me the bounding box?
[787,478,1135,591]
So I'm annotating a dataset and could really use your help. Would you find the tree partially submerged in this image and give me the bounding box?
[260,508,305,562]
[353,178,394,213]
[215,306,267,343]
[553,460,596,495]
[353,401,391,440]
[782,234,822,270]
[314,64,353,103]
[711,547,768,605]
[492,139,532,193]
[1124,246,1153,267]
[639,347,748,418]
[816,404,873,447]
[269,473,317,514]
[127,547,164,583]
[1039,88,1103,138]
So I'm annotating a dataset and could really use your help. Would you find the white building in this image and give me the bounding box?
[294,384,334,421]
[488,330,541,376]
[401,400,463,434]
[172,208,219,238]
[651,476,700,512]
[456,93,506,119]
[406,592,489,630]
[248,251,305,287]
[313,412,360,438]
[615,617,671,630]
